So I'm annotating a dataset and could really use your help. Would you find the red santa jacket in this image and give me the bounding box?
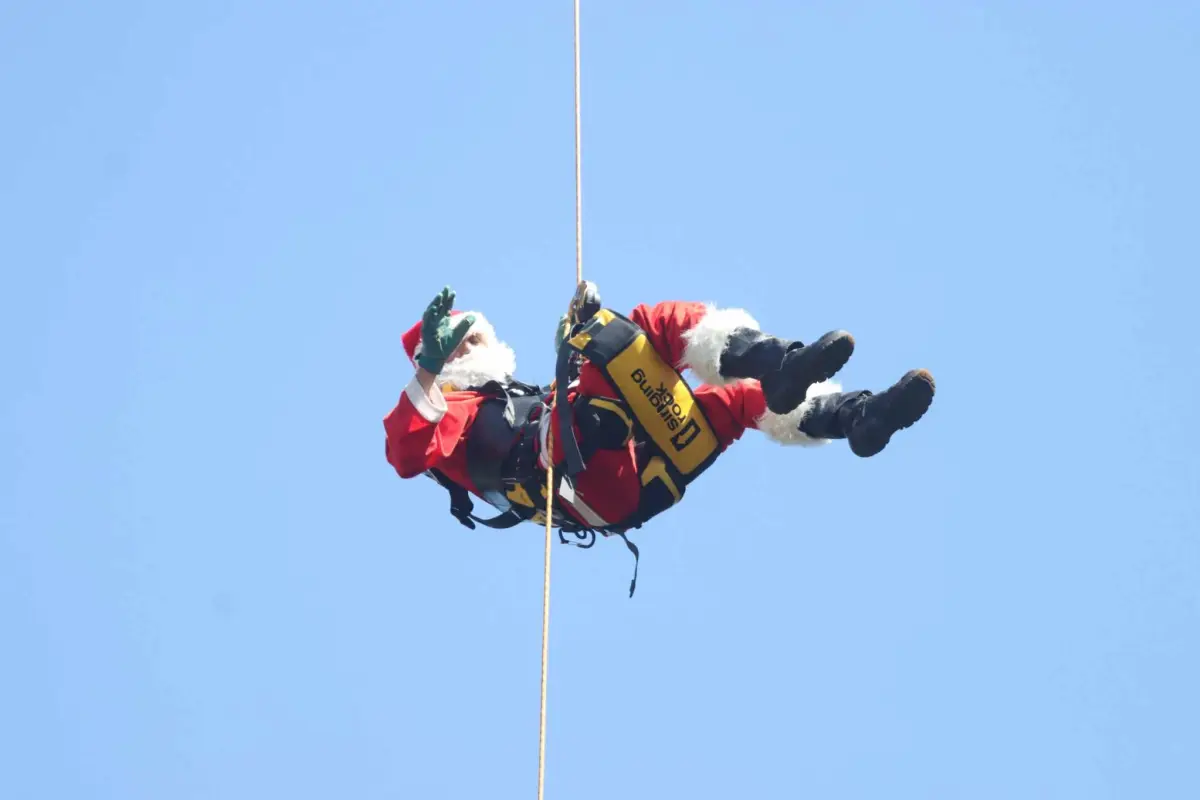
[383,368,646,528]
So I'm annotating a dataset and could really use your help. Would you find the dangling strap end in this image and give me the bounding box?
[616,532,640,598]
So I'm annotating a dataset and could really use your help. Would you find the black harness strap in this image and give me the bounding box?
[615,532,639,597]
[554,341,587,478]
[426,468,528,530]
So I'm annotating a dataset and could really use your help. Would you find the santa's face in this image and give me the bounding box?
[449,328,488,360]
[435,329,517,390]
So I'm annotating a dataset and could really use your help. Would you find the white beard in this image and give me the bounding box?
[436,340,518,389]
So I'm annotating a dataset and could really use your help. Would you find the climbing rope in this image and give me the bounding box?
[537,2,583,798]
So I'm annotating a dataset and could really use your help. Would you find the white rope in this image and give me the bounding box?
[537,3,583,799]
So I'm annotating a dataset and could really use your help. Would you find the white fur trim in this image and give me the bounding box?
[755,380,842,446]
[413,311,495,359]
[680,304,761,385]
[404,374,447,423]
[557,479,611,527]
[564,494,610,528]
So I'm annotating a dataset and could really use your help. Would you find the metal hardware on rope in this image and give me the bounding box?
[559,528,597,549]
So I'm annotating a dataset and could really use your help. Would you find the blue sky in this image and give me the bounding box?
[2,1,1197,797]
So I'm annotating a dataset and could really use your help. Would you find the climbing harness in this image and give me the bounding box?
[424,299,721,600]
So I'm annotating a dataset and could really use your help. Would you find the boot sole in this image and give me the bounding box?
[850,369,936,457]
[765,330,855,414]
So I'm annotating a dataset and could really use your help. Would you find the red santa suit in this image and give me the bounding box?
[383,300,839,530]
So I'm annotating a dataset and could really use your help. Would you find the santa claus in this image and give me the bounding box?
[383,285,935,533]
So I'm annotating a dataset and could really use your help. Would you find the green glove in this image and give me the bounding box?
[418,286,475,374]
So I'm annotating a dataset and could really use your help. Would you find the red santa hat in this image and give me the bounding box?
[401,310,497,365]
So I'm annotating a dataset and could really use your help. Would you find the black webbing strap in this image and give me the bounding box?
[427,468,527,530]
[553,340,587,478]
[614,532,640,597]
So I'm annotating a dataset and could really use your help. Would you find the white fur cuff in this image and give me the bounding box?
[404,374,448,423]
[755,380,842,446]
[680,304,760,385]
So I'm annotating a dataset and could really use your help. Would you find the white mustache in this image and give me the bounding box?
[436,340,517,389]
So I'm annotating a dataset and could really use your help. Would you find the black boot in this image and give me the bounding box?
[719,328,856,415]
[798,369,936,457]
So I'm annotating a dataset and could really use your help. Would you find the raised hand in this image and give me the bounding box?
[418,286,475,375]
